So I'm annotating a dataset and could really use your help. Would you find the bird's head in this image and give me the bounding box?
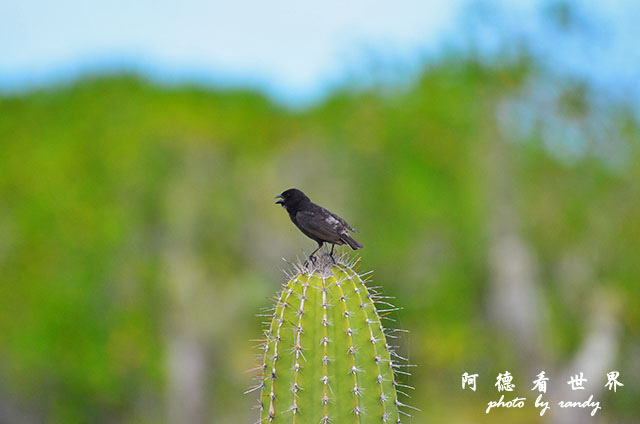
[275,188,310,211]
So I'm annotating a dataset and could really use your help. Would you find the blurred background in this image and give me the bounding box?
[1,0,639,423]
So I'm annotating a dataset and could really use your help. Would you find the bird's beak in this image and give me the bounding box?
[275,194,284,205]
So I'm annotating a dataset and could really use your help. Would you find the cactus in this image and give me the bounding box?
[248,253,414,423]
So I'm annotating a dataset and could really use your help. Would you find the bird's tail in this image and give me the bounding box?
[341,233,363,250]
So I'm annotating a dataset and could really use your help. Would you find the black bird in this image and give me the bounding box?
[275,188,363,262]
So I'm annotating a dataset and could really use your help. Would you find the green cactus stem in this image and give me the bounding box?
[248,253,414,423]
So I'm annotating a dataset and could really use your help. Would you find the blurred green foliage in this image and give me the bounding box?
[0,54,638,423]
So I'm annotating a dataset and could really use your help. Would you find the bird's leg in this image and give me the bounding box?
[329,244,336,263]
[306,242,323,266]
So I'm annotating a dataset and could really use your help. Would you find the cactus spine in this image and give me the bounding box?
[251,254,411,423]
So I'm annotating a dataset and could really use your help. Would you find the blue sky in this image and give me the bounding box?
[1,0,638,105]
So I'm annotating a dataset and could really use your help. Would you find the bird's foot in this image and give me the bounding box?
[304,254,317,269]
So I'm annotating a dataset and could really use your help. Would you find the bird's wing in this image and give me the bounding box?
[320,207,358,233]
[296,209,343,242]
